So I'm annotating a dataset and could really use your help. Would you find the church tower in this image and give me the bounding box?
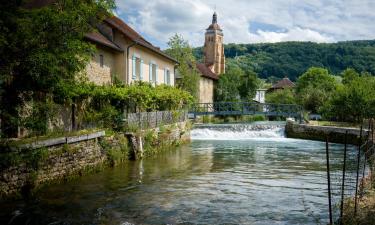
[203,12,225,75]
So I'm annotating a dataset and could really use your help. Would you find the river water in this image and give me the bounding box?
[0,122,355,225]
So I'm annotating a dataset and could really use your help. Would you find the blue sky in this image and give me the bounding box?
[115,0,375,49]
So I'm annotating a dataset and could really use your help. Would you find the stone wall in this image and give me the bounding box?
[199,77,214,103]
[0,121,191,198]
[285,121,365,144]
[86,45,115,85]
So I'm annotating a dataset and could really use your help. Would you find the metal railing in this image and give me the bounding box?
[325,118,375,224]
[125,110,188,130]
[189,102,303,118]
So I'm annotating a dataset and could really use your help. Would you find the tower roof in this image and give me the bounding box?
[207,12,222,31]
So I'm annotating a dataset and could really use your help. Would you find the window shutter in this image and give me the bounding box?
[149,63,152,81]
[164,68,166,84]
[155,65,158,84]
[132,55,136,79]
[140,59,144,80]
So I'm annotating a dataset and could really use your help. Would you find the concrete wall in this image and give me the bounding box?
[285,121,365,145]
[199,77,214,103]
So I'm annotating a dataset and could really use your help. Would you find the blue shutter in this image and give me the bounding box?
[132,55,136,79]
[140,59,144,80]
[149,63,152,82]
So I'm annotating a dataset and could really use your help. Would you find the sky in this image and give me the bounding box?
[115,0,375,49]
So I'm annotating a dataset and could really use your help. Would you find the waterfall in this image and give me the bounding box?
[191,123,286,140]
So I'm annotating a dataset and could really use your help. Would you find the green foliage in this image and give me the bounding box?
[215,62,259,102]
[266,88,296,104]
[0,0,115,137]
[321,72,375,122]
[99,136,130,166]
[296,67,338,113]
[194,41,375,81]
[165,34,200,100]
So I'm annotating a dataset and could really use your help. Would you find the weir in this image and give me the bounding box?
[191,122,286,140]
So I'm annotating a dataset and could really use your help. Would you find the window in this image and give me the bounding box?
[165,69,171,85]
[149,62,157,83]
[99,54,104,68]
[132,54,143,80]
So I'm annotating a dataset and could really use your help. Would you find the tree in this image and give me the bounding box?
[296,67,338,113]
[266,88,296,104]
[0,0,115,137]
[165,34,200,101]
[215,65,243,102]
[341,68,360,84]
[322,71,375,122]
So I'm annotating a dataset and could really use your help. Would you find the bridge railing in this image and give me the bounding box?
[189,102,303,117]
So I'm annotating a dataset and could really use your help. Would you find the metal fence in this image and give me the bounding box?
[325,119,375,224]
[125,110,188,130]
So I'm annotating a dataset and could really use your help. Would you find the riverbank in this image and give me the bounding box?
[0,121,190,199]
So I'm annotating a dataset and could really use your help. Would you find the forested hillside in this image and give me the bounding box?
[193,40,375,81]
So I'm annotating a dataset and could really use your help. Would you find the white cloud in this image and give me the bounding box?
[115,0,375,48]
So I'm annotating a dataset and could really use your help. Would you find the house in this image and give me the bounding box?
[253,89,267,103]
[85,16,178,86]
[196,12,225,103]
[268,77,295,92]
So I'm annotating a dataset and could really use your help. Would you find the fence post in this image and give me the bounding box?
[339,131,348,225]
[354,125,363,216]
[326,136,333,225]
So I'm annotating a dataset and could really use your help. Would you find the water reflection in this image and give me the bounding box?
[0,136,355,225]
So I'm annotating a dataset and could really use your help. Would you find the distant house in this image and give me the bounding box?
[268,77,295,92]
[85,16,178,86]
[253,89,267,103]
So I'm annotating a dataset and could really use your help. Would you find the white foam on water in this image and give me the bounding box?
[191,124,286,141]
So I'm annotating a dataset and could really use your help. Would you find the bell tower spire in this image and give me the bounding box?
[203,12,225,75]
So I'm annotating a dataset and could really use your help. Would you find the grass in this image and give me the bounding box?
[308,120,360,128]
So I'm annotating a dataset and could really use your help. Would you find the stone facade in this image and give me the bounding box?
[86,45,116,85]
[199,77,214,103]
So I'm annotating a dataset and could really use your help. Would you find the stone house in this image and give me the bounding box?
[85,16,178,86]
[196,12,225,103]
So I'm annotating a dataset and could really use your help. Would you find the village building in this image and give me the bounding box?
[268,77,295,92]
[85,16,178,86]
[196,12,226,103]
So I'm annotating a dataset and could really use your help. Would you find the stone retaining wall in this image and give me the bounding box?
[0,121,190,198]
[285,121,366,144]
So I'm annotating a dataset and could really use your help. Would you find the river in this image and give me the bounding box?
[0,122,355,225]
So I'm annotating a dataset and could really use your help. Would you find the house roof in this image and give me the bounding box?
[85,32,123,52]
[196,63,219,80]
[271,77,295,89]
[104,16,178,64]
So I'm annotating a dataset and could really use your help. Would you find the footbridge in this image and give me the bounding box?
[189,102,303,120]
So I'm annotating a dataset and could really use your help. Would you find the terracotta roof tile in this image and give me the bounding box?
[196,63,219,80]
[271,77,295,89]
[85,32,123,52]
[105,16,178,63]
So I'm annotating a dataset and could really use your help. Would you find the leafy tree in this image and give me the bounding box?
[296,67,338,113]
[165,34,200,101]
[0,0,115,137]
[215,65,243,102]
[341,68,360,84]
[322,71,375,122]
[266,88,296,104]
